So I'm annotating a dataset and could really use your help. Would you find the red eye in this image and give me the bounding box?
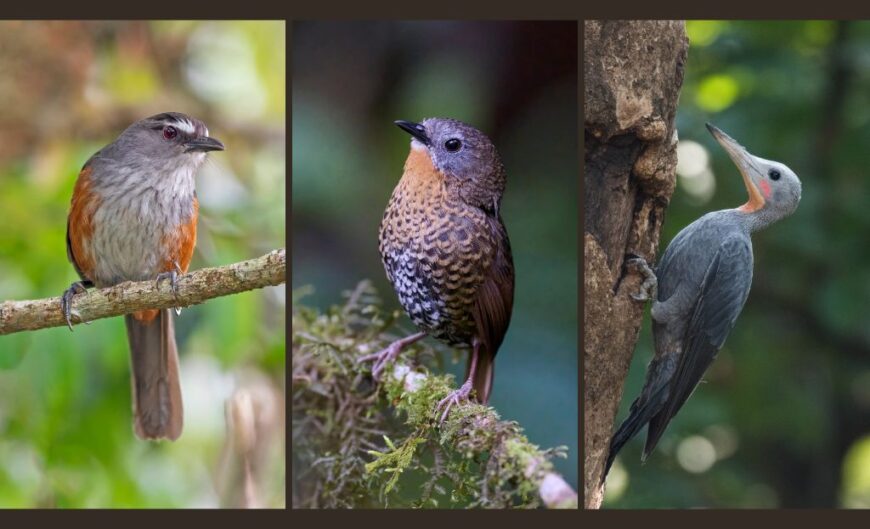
[163,126,178,140]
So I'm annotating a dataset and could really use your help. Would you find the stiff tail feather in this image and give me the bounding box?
[125,309,183,440]
[603,385,669,481]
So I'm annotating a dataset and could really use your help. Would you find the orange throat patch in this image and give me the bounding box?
[738,173,766,213]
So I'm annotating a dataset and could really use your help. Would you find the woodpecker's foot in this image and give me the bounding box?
[156,262,184,314]
[435,379,473,425]
[358,331,426,380]
[625,256,658,302]
[61,280,94,331]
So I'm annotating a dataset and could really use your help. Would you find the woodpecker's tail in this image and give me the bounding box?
[604,400,647,479]
[125,309,183,441]
[603,384,670,481]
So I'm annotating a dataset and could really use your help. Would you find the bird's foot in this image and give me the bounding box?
[358,331,426,380]
[435,379,473,426]
[156,262,184,315]
[625,255,658,302]
[61,280,93,331]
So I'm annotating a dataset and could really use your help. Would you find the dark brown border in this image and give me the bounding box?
[6,0,870,524]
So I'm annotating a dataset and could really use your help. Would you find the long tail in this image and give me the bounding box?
[604,400,649,479]
[603,382,670,480]
[466,344,495,404]
[124,309,183,440]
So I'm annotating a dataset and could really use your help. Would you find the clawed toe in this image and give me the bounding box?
[61,281,91,331]
[357,344,401,380]
[156,270,180,295]
[435,382,472,425]
[625,255,658,303]
[156,263,184,313]
[358,332,426,381]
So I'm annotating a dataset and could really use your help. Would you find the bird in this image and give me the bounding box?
[62,112,224,441]
[358,118,515,423]
[603,123,802,479]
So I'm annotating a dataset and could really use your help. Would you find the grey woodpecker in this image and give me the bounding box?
[603,123,802,480]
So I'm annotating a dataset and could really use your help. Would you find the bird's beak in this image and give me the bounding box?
[706,123,765,212]
[184,136,225,153]
[395,120,430,146]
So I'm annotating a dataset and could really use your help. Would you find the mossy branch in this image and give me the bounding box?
[292,280,577,509]
[0,249,286,335]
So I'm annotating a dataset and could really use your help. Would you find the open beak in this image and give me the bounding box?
[395,120,430,146]
[706,123,765,211]
[185,136,225,153]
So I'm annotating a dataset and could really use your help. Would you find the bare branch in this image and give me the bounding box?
[0,249,286,335]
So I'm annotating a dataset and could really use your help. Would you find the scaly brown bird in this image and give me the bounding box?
[359,118,514,422]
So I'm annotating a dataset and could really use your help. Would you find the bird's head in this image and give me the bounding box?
[707,123,801,223]
[117,112,225,171]
[395,118,506,215]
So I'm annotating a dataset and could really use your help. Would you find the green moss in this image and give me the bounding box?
[292,281,572,509]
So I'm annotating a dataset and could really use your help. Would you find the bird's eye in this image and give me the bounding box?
[163,126,178,140]
[445,138,462,152]
[768,169,781,181]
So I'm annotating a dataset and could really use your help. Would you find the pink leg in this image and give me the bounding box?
[435,340,480,425]
[358,331,426,380]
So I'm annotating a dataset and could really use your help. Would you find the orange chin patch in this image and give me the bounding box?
[738,173,766,213]
[402,147,443,189]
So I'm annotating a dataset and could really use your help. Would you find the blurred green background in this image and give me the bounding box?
[0,21,285,507]
[604,20,870,508]
[291,21,578,491]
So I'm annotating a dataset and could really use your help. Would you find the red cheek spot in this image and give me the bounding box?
[759,178,772,199]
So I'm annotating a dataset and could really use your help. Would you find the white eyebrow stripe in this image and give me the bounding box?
[174,119,196,135]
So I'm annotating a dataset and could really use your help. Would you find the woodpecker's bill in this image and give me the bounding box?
[603,123,802,480]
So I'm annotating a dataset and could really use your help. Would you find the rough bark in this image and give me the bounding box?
[0,249,286,335]
[583,20,687,508]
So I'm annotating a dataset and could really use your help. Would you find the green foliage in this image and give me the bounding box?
[292,281,572,509]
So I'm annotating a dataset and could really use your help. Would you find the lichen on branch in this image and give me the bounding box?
[291,280,577,509]
[0,249,286,335]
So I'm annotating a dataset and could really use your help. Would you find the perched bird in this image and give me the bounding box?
[62,112,224,441]
[604,123,802,478]
[359,118,514,422]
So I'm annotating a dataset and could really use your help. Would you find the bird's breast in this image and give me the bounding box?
[379,148,497,343]
[85,166,197,287]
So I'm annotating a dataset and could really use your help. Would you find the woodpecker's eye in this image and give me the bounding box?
[768,169,781,181]
[445,138,462,152]
[163,126,178,140]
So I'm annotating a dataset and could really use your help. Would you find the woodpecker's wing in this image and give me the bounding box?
[645,233,753,454]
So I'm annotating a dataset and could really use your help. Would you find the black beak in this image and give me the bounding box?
[185,136,225,153]
[395,120,430,146]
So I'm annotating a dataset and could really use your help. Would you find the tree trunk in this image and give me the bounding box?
[582,20,687,509]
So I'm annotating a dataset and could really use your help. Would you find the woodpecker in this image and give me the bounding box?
[604,123,802,479]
